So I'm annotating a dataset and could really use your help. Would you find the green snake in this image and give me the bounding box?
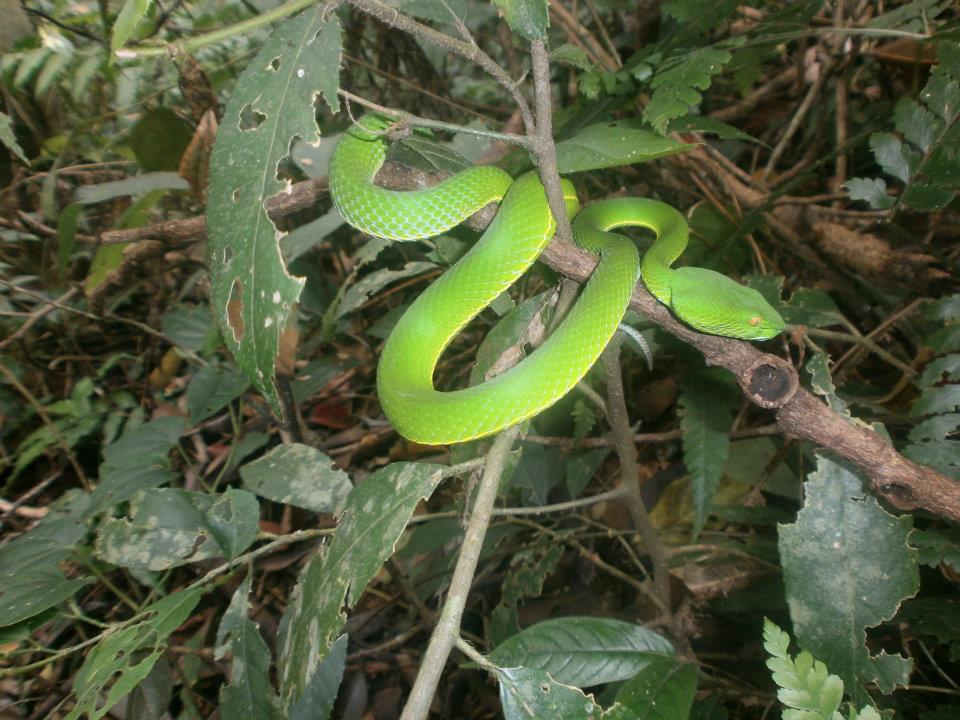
[329,114,784,444]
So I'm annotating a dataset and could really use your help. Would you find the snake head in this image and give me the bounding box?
[671,268,786,341]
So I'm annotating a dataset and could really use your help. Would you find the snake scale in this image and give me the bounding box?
[329,114,785,444]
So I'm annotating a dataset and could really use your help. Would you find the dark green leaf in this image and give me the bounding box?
[289,634,347,720]
[186,365,250,424]
[666,114,759,143]
[206,488,260,560]
[556,121,689,173]
[678,367,738,535]
[870,132,919,183]
[495,666,603,720]
[903,182,956,211]
[490,0,548,41]
[912,384,960,416]
[894,98,941,152]
[215,576,280,720]
[908,413,960,442]
[489,616,674,687]
[74,172,189,204]
[782,288,844,328]
[128,108,193,172]
[161,305,216,353]
[277,462,445,712]
[126,656,173,720]
[644,48,732,133]
[208,10,340,413]
[778,454,918,704]
[606,655,698,720]
[0,109,28,164]
[550,43,594,71]
[921,66,960,123]
[240,443,352,514]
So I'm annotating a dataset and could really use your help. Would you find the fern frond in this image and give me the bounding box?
[763,619,845,720]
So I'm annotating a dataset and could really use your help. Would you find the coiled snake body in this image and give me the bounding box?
[330,115,784,444]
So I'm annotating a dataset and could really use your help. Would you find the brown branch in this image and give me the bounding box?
[539,238,960,524]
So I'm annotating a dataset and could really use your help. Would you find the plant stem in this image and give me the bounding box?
[600,337,672,621]
[399,427,520,720]
[115,0,321,58]
[529,41,575,245]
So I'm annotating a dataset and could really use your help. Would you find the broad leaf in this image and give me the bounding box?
[490,0,548,41]
[67,587,203,720]
[215,576,280,720]
[489,616,674,687]
[495,666,603,720]
[277,462,446,712]
[240,443,352,514]
[208,9,340,413]
[186,365,250,424]
[778,454,918,704]
[605,655,698,720]
[556,121,689,173]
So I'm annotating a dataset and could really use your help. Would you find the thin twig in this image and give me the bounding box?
[399,428,520,720]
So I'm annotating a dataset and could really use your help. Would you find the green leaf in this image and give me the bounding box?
[111,0,152,52]
[605,655,698,720]
[869,132,919,183]
[94,488,221,571]
[128,107,194,172]
[491,545,564,645]
[490,0,548,41]
[908,413,960,442]
[806,352,849,416]
[783,288,845,329]
[0,110,28,164]
[470,291,550,385]
[86,416,185,516]
[74,172,189,204]
[336,261,436,319]
[778,454,918,705]
[666,114,759,143]
[894,98,941,152]
[186,365,250,424]
[383,0,466,24]
[126,656,173,720]
[215,576,281,720]
[902,182,956,212]
[277,462,446,712]
[555,121,690,173]
[678,367,738,535]
[206,487,260,560]
[843,177,895,209]
[925,294,960,323]
[644,48,732,133]
[288,633,347,720]
[0,518,90,626]
[763,619,844,720]
[495,666,603,720]
[550,43,595,72]
[489,616,674,687]
[67,587,203,720]
[938,40,960,79]
[928,324,960,353]
[921,66,960,123]
[912,384,960,416]
[565,447,609,497]
[208,10,340,413]
[161,305,216,353]
[240,443,352,514]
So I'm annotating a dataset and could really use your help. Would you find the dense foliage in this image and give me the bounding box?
[1,0,959,718]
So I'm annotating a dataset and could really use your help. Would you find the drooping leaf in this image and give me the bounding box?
[208,9,341,413]
[276,462,446,712]
[489,616,674,687]
[678,367,738,535]
[778,454,918,705]
[215,576,280,720]
[240,443,352,514]
[495,666,603,720]
[555,121,689,173]
[66,587,203,720]
[288,633,348,720]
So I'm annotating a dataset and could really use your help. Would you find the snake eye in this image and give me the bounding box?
[749,316,762,327]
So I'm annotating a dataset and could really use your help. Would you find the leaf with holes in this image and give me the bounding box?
[276,462,446,712]
[66,586,203,720]
[207,9,341,413]
[215,576,280,720]
[778,454,918,705]
[489,616,674,687]
[496,666,603,720]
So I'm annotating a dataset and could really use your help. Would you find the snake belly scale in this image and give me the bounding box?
[329,114,784,444]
